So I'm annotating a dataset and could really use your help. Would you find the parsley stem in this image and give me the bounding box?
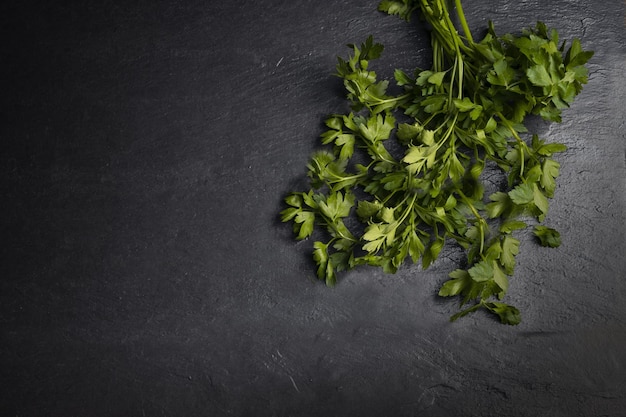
[326,169,368,184]
[456,56,464,100]
[457,188,486,254]
[439,2,463,58]
[435,112,459,152]
[370,148,396,165]
[334,231,357,243]
[448,55,458,106]
[420,0,455,55]
[398,193,418,225]
[453,0,474,44]
[496,112,529,179]
[382,190,400,205]
[372,93,412,106]
[323,218,357,243]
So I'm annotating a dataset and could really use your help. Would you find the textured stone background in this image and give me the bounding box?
[1,1,625,416]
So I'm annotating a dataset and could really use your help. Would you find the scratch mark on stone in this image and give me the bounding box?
[276,57,284,67]
[289,375,300,392]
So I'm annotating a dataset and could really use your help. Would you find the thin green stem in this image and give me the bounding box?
[447,55,458,106]
[319,215,357,243]
[454,0,474,44]
[457,188,487,254]
[435,113,459,152]
[327,171,368,183]
[397,193,418,225]
[419,0,456,56]
[371,93,413,106]
[331,226,358,243]
[496,112,531,179]
[367,144,396,165]
[456,52,464,99]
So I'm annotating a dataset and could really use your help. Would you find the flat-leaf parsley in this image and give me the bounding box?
[281,0,593,325]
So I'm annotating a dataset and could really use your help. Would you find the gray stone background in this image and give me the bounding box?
[2,1,625,416]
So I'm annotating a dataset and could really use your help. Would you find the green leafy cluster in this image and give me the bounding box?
[281,0,592,325]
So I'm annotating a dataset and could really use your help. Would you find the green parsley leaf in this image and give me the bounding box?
[484,302,521,325]
[378,0,417,21]
[540,158,560,197]
[492,263,509,294]
[534,225,561,247]
[294,211,315,240]
[508,183,535,205]
[500,235,520,275]
[438,269,472,297]
[468,260,494,282]
[527,64,552,87]
[499,220,527,234]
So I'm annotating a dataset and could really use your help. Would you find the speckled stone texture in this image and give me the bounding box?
[1,1,625,416]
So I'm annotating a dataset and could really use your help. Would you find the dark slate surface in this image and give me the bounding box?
[1,1,625,416]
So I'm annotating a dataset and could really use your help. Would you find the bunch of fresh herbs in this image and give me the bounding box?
[281,0,593,324]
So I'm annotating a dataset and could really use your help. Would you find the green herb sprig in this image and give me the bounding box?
[281,0,593,325]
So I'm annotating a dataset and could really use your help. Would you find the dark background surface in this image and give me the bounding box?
[1,1,625,416]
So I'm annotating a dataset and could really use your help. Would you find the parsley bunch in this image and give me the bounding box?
[281,0,593,324]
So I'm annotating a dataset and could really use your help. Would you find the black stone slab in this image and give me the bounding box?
[1,1,625,416]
